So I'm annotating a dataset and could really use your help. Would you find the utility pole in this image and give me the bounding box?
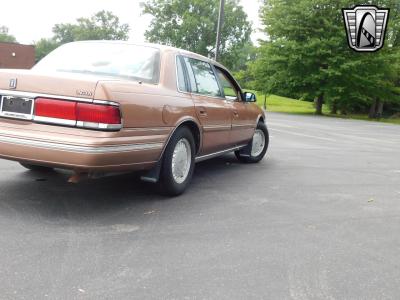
[215,0,225,61]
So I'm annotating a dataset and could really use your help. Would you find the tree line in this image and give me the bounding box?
[246,0,400,118]
[1,0,399,118]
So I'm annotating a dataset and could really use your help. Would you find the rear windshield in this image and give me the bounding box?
[34,42,160,84]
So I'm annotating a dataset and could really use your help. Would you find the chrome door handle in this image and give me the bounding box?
[233,111,239,117]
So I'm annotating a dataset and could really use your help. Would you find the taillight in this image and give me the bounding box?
[76,103,121,124]
[33,98,121,130]
[35,98,77,120]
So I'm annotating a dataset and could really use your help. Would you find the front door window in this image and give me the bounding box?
[215,68,239,101]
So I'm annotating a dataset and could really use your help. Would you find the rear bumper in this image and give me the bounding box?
[0,121,170,172]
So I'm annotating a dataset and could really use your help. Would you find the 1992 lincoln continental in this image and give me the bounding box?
[0,41,269,195]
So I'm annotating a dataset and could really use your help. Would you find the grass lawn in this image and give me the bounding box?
[254,93,329,114]
[252,91,400,125]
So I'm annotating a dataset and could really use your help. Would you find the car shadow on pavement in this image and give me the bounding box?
[0,154,263,223]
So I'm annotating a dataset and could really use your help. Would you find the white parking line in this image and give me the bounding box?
[271,128,337,142]
[327,131,400,145]
[270,124,399,145]
[267,122,296,129]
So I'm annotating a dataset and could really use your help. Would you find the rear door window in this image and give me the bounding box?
[184,57,222,97]
[176,56,188,92]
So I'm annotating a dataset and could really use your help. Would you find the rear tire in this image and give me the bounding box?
[19,163,53,172]
[158,127,195,196]
[235,122,269,163]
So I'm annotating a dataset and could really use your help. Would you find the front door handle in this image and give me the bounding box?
[233,110,239,118]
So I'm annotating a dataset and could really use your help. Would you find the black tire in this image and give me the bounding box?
[235,122,269,163]
[158,126,195,196]
[19,162,53,172]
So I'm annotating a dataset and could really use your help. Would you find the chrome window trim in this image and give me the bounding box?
[0,134,163,154]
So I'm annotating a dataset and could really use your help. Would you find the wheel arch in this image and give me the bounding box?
[140,118,201,184]
[177,120,201,154]
[162,118,202,159]
[256,114,265,125]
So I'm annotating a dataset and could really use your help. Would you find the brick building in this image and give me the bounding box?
[0,42,35,69]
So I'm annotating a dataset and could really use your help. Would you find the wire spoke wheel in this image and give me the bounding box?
[159,126,195,196]
[171,138,192,184]
[235,122,269,164]
[251,129,265,157]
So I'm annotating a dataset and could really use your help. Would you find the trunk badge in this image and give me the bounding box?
[9,78,17,89]
[76,90,93,97]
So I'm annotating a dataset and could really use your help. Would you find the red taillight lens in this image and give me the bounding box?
[35,98,76,120]
[34,98,121,129]
[76,103,121,124]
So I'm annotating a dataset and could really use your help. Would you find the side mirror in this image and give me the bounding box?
[243,92,257,102]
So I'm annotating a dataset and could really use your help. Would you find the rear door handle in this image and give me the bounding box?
[233,110,239,118]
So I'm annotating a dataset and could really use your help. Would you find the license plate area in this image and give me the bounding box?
[0,96,34,120]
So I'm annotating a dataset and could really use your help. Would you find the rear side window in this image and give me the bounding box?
[183,58,198,92]
[177,56,188,92]
[184,57,222,97]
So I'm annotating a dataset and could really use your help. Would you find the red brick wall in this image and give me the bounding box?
[0,42,35,69]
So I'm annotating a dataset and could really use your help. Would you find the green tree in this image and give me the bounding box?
[232,44,258,88]
[253,0,400,116]
[0,26,17,43]
[53,10,130,44]
[34,38,59,62]
[34,11,130,61]
[141,0,252,71]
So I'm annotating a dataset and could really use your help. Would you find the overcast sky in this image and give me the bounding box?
[0,0,265,45]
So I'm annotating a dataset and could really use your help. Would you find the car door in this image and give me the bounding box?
[181,57,232,155]
[214,66,256,146]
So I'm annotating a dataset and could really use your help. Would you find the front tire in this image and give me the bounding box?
[235,122,269,163]
[158,127,195,196]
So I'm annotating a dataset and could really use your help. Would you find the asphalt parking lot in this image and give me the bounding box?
[0,112,399,299]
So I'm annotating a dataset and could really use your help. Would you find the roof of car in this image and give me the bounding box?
[70,40,224,69]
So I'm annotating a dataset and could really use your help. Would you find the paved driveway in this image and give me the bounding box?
[0,112,399,299]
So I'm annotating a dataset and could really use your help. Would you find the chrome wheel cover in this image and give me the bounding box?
[172,138,192,184]
[251,129,265,157]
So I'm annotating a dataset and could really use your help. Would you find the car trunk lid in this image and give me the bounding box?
[0,70,123,131]
[0,69,99,100]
